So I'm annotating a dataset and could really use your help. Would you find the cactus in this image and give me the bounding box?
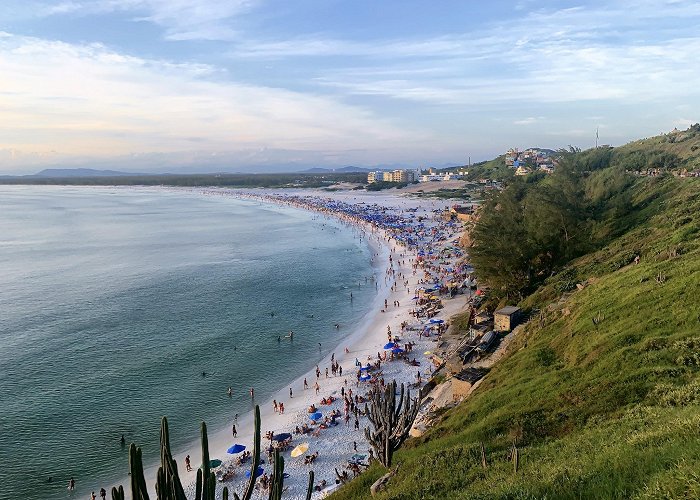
[129,444,151,500]
[364,380,420,467]
[234,405,262,500]
[195,421,217,500]
[111,485,125,500]
[511,442,519,475]
[268,449,284,500]
[305,471,314,500]
[195,469,202,500]
[591,311,605,328]
[155,417,187,500]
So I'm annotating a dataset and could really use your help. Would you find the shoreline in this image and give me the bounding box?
[113,187,471,499]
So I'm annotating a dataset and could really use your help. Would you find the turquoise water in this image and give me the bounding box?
[0,186,375,500]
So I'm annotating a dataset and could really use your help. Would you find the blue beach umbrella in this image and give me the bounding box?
[360,365,371,371]
[245,467,264,478]
[429,319,444,324]
[272,433,292,442]
[227,444,246,454]
[383,342,397,350]
[309,412,323,421]
[392,347,404,354]
[360,374,372,381]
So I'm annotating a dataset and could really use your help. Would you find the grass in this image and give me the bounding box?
[330,177,700,499]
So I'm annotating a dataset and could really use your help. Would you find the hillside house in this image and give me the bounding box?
[494,306,520,332]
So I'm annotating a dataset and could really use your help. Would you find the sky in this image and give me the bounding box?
[1,0,700,174]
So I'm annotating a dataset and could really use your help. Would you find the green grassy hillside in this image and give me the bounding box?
[613,124,700,172]
[331,175,700,499]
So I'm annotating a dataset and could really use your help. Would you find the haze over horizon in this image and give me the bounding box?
[1,0,700,174]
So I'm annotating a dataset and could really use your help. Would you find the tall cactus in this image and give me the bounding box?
[305,471,314,500]
[155,417,187,500]
[234,405,262,500]
[268,449,285,500]
[196,422,217,500]
[129,443,151,500]
[364,380,420,467]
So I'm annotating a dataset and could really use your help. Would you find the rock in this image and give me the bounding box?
[370,466,399,496]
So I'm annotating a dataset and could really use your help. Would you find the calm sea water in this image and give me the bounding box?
[0,186,375,500]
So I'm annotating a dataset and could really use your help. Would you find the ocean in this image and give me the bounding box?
[0,186,376,500]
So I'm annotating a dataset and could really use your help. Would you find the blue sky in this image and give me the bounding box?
[1,0,699,174]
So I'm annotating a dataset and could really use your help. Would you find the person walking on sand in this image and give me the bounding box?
[91,492,97,500]
[232,424,237,437]
[314,382,320,395]
[289,387,293,398]
[100,488,106,500]
[304,378,308,390]
[185,455,192,472]
[273,400,278,412]
[279,402,285,414]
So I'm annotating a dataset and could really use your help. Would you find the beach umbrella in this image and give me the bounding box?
[309,412,323,421]
[383,342,397,350]
[429,319,444,324]
[290,443,309,458]
[209,459,222,468]
[360,365,371,371]
[360,374,371,381]
[227,444,246,454]
[271,433,292,442]
[245,467,264,478]
[392,347,404,354]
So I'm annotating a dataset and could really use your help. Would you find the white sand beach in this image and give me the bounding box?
[119,188,473,499]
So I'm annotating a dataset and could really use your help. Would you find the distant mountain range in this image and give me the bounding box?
[33,168,144,177]
[300,166,376,173]
[0,161,460,179]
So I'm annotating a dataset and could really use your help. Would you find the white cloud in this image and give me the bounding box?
[39,0,258,40]
[0,33,428,171]
[514,117,541,126]
[229,1,700,108]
